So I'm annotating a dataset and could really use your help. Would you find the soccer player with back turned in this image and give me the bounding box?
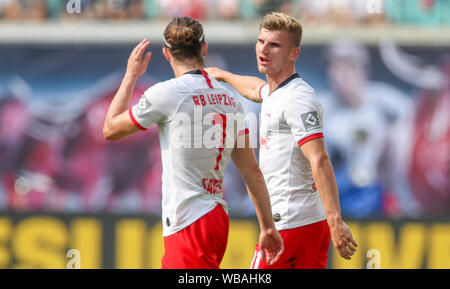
[103,17,284,269]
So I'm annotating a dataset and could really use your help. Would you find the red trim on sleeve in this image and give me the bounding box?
[297,133,323,147]
[258,83,267,101]
[201,70,214,89]
[238,128,250,136]
[129,107,147,131]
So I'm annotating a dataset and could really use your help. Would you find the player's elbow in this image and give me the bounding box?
[309,152,332,170]
[103,126,122,141]
[240,162,262,179]
[246,162,261,174]
[103,130,116,141]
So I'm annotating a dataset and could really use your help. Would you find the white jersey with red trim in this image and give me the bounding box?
[259,73,327,230]
[129,70,247,236]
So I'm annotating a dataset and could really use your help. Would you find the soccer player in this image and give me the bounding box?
[205,12,358,269]
[103,17,283,269]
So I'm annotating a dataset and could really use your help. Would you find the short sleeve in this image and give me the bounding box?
[129,83,170,130]
[259,83,269,101]
[283,94,324,147]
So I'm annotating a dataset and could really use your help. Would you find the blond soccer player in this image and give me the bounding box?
[206,12,358,269]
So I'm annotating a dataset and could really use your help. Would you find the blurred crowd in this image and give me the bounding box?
[0,0,449,26]
[0,40,448,217]
[0,81,165,214]
[0,1,448,218]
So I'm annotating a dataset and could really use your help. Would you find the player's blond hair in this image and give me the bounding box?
[259,12,302,47]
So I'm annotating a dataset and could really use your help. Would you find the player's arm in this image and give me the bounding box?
[205,67,265,103]
[300,138,358,260]
[103,39,152,141]
[231,133,284,265]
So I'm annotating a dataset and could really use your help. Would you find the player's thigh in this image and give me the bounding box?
[251,221,330,269]
[162,204,229,268]
[293,220,331,269]
[250,229,299,269]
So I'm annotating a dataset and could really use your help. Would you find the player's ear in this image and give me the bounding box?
[162,47,171,61]
[290,47,300,62]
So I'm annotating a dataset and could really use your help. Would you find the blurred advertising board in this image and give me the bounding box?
[0,213,448,269]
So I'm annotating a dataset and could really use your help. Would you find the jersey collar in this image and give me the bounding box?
[184,69,214,89]
[271,73,300,94]
[184,69,203,75]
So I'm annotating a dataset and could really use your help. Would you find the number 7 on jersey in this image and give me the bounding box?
[212,113,227,170]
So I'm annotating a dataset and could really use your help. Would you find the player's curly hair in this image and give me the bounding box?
[260,12,302,47]
[163,17,205,64]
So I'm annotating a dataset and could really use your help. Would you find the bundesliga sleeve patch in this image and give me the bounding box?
[301,111,321,132]
[135,95,151,117]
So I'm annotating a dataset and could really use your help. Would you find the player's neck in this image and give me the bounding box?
[266,66,296,94]
[171,61,204,78]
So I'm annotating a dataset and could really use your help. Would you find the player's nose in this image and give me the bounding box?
[259,43,270,55]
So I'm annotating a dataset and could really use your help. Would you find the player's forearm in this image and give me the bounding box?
[242,169,276,231]
[231,143,275,231]
[221,72,265,103]
[104,75,137,132]
[311,155,343,224]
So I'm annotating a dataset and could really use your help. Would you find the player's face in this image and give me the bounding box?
[256,29,298,76]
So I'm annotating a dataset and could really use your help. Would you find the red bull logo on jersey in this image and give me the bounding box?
[192,94,237,107]
[260,136,269,150]
[202,178,223,194]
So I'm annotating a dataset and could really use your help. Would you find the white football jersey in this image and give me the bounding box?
[259,73,327,230]
[130,70,247,236]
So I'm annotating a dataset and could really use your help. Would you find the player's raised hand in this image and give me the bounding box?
[329,219,358,260]
[204,67,230,82]
[258,227,284,266]
[126,39,152,81]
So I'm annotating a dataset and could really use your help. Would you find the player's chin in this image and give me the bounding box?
[257,64,269,75]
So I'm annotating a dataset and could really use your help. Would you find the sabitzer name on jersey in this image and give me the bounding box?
[202,178,223,194]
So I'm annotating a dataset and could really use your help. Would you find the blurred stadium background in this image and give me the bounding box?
[0,0,449,269]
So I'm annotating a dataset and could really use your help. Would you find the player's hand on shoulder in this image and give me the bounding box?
[126,39,152,81]
[204,67,229,82]
[328,219,358,260]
